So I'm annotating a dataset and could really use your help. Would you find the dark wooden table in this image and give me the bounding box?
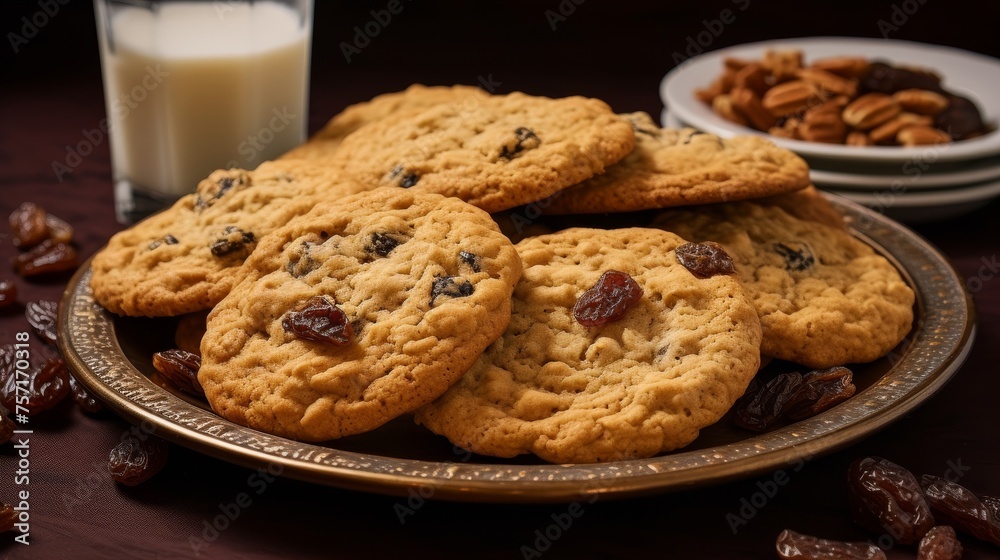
[1,1,998,558]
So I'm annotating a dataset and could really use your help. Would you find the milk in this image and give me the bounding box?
[97,1,310,197]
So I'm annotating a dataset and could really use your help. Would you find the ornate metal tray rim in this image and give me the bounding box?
[58,194,977,503]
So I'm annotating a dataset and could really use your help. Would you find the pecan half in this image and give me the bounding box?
[762,80,825,118]
[893,89,950,116]
[897,125,952,146]
[842,93,902,130]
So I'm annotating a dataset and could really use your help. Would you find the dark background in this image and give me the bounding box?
[4,0,1000,130]
[1,2,999,560]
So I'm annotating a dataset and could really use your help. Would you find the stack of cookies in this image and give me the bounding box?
[89,85,914,464]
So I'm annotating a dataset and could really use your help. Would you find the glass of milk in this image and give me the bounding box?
[94,0,313,223]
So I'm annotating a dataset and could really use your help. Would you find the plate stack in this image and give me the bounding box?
[660,37,1000,223]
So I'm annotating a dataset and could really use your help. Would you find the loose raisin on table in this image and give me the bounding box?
[675,242,737,278]
[774,242,816,272]
[847,456,935,544]
[0,503,15,533]
[499,127,540,160]
[0,414,14,444]
[776,529,886,560]
[430,276,475,305]
[0,357,70,416]
[210,226,255,257]
[282,296,354,346]
[108,435,169,486]
[573,270,643,328]
[25,300,59,346]
[45,213,74,245]
[917,526,963,560]
[921,474,1000,546]
[0,344,14,384]
[152,349,204,397]
[785,366,856,421]
[13,239,79,277]
[9,202,48,249]
[0,279,16,310]
[68,374,104,413]
[734,372,803,431]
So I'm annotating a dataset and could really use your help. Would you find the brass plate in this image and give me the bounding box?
[58,195,976,503]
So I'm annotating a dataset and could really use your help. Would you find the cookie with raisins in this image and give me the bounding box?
[653,200,914,368]
[198,187,522,441]
[543,112,811,214]
[415,228,762,464]
[325,92,636,213]
[279,84,490,161]
[89,160,370,317]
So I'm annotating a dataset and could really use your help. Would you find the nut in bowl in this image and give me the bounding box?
[663,37,1000,162]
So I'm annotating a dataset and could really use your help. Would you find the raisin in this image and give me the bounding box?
[861,61,944,95]
[401,173,420,188]
[0,414,14,444]
[68,374,104,414]
[785,366,856,420]
[286,241,319,277]
[108,435,169,486]
[431,276,475,305]
[774,242,816,271]
[389,165,420,188]
[12,239,78,277]
[676,242,737,278]
[573,270,644,328]
[196,176,243,210]
[9,202,48,249]
[917,526,963,560]
[0,357,70,416]
[776,529,887,560]
[459,251,481,273]
[499,127,540,160]
[152,349,204,397]
[25,300,59,346]
[282,296,354,345]
[848,456,935,544]
[368,233,402,257]
[936,95,986,140]
[0,279,16,309]
[921,475,1000,546]
[210,226,255,257]
[0,344,14,384]
[0,503,14,533]
[734,372,803,431]
[45,213,74,244]
[148,234,179,250]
